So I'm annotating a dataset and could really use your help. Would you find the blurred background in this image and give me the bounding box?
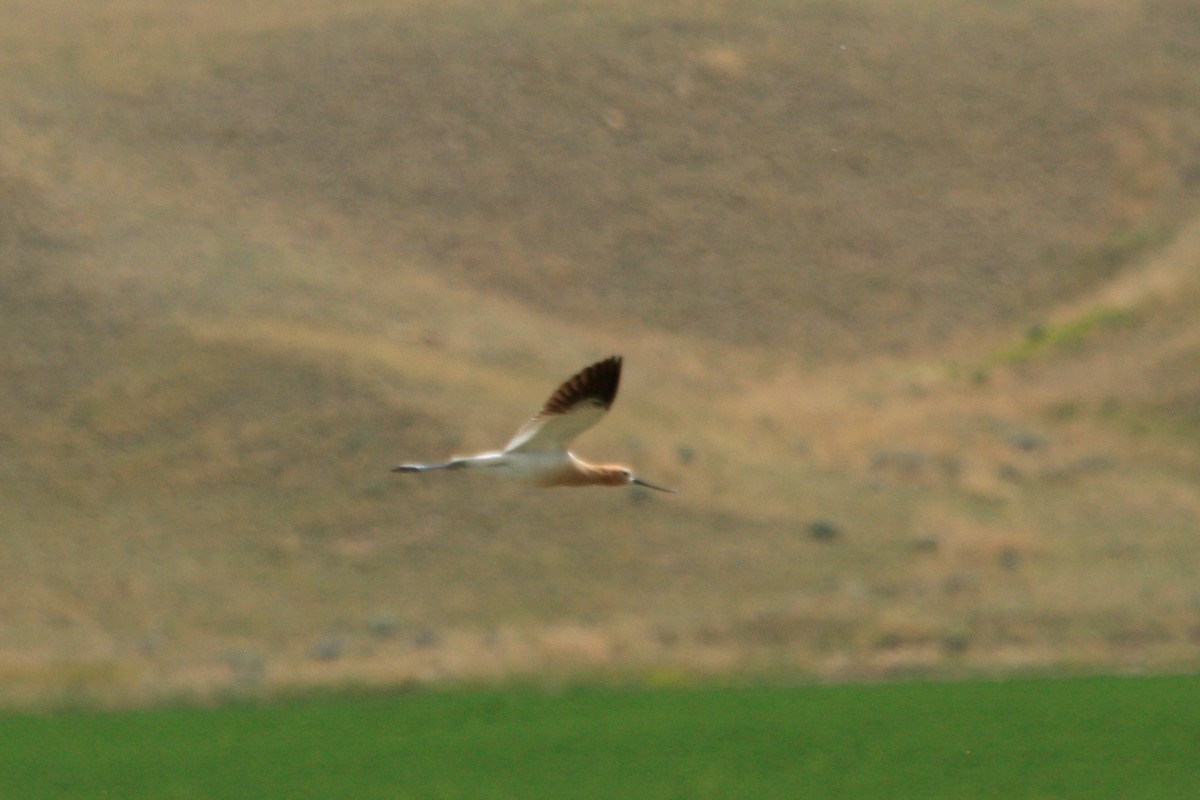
[3,0,1200,706]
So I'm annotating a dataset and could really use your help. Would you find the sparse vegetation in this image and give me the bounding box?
[2,0,1200,705]
[994,307,1139,366]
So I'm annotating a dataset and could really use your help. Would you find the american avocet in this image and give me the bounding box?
[392,356,677,492]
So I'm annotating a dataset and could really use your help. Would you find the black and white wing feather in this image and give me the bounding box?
[503,356,622,454]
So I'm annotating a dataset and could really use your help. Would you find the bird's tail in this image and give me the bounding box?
[391,460,467,474]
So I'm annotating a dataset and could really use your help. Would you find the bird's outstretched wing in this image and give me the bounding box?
[504,356,622,454]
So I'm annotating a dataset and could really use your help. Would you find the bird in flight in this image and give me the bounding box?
[392,356,677,492]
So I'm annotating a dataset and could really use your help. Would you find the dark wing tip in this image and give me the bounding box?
[541,355,623,416]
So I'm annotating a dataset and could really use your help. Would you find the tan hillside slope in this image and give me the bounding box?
[2,0,1200,702]
[27,0,1200,354]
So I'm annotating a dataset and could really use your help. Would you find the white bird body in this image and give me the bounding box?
[393,356,676,492]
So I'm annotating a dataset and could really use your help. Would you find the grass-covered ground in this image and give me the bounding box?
[3,675,1197,799]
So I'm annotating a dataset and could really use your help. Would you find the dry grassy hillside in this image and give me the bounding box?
[2,0,1200,705]
[44,0,1200,356]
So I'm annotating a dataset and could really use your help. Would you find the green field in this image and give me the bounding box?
[2,675,1196,799]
